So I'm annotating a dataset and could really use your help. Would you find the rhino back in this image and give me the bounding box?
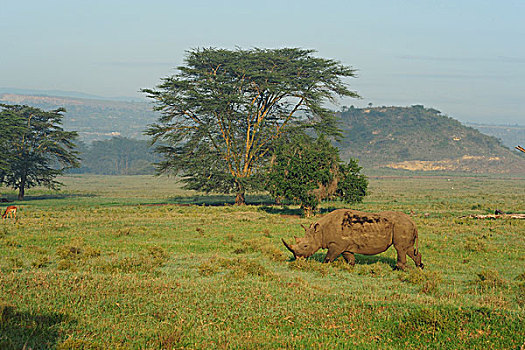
[320,210,394,254]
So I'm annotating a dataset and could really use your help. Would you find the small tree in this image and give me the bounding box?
[335,158,369,203]
[0,104,80,200]
[144,47,359,205]
[266,132,367,216]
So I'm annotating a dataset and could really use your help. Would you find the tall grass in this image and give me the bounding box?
[0,174,524,349]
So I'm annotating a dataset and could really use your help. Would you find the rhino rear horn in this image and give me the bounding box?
[281,239,296,259]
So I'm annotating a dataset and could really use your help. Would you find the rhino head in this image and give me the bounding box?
[282,224,321,259]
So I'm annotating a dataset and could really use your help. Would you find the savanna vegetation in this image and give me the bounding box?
[0,173,523,349]
[1,47,523,349]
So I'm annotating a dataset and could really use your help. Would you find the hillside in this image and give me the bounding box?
[0,93,157,143]
[336,105,525,173]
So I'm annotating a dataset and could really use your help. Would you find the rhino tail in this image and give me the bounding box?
[414,227,419,256]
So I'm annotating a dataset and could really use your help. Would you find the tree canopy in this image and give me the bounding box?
[0,104,80,200]
[0,106,25,173]
[144,47,359,204]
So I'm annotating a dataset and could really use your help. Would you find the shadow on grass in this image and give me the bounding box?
[259,206,303,216]
[303,252,397,268]
[0,304,68,350]
[15,193,96,201]
[168,194,277,206]
[160,195,351,217]
[259,206,345,217]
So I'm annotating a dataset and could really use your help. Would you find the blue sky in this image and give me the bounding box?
[1,0,524,124]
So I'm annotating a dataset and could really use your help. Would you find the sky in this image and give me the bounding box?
[1,0,524,124]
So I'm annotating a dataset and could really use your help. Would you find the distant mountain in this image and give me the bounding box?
[336,105,525,174]
[0,87,144,102]
[465,122,525,149]
[0,93,157,143]
[2,92,524,174]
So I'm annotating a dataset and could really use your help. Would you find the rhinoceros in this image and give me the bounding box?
[282,209,423,270]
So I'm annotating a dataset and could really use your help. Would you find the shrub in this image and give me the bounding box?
[265,132,367,216]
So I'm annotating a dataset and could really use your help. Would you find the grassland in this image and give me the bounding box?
[1,174,524,349]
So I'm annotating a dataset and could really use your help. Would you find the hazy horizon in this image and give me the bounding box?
[1,1,524,125]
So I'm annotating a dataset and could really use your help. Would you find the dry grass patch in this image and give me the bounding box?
[399,268,442,295]
[198,256,275,280]
[241,236,288,261]
[94,245,169,274]
[473,269,507,289]
[354,262,391,277]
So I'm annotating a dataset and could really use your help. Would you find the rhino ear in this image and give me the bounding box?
[313,223,320,232]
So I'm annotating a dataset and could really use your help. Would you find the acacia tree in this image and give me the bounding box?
[266,132,368,216]
[0,107,25,173]
[144,48,359,205]
[0,104,80,200]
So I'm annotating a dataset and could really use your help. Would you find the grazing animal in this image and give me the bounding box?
[2,206,17,220]
[282,209,423,270]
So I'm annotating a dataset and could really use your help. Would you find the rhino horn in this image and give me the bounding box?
[300,224,308,231]
[282,239,296,258]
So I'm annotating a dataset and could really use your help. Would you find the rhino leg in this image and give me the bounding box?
[342,251,355,265]
[394,246,408,271]
[407,248,424,269]
[324,243,346,263]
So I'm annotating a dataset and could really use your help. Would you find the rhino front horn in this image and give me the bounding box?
[281,239,296,259]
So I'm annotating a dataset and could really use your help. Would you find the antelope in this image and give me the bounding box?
[2,206,17,220]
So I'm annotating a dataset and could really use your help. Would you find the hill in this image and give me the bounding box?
[0,93,157,143]
[336,105,525,173]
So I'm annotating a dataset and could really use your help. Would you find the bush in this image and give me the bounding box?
[266,132,367,216]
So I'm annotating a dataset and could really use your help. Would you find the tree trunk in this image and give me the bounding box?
[234,180,246,205]
[235,191,246,206]
[18,185,25,200]
[302,206,314,217]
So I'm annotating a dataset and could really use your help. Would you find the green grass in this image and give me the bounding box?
[1,174,524,349]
